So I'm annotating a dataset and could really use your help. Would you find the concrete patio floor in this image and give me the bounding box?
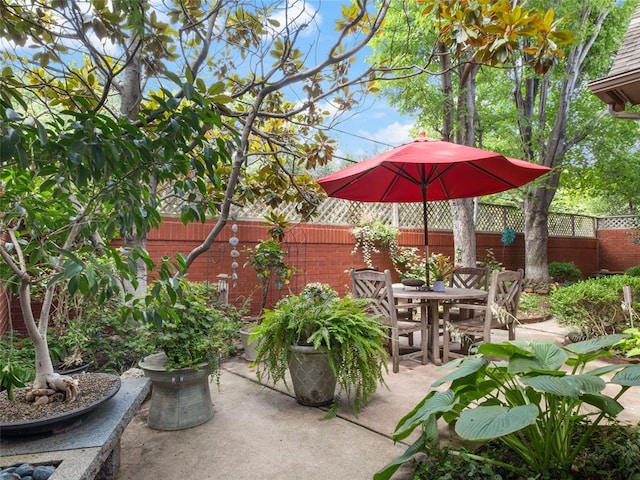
[115,319,640,480]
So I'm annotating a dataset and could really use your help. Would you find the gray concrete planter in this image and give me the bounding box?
[288,345,337,407]
[139,352,214,430]
[239,325,260,362]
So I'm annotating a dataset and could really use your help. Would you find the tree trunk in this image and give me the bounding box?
[523,189,550,282]
[451,62,480,267]
[450,198,476,266]
[518,5,611,281]
[120,36,148,296]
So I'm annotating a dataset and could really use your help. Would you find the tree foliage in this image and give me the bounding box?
[0,0,394,396]
[369,0,638,281]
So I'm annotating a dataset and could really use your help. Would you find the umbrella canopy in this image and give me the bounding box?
[318,131,551,282]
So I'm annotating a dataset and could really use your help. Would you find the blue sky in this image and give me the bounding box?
[282,0,416,160]
[0,0,415,161]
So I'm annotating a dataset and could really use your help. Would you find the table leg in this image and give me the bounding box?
[420,302,428,365]
[429,300,441,365]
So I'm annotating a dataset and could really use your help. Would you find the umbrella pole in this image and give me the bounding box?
[422,190,429,285]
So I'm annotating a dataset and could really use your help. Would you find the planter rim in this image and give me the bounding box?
[290,344,328,354]
[139,352,208,372]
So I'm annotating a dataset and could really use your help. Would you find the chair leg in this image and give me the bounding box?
[407,332,414,346]
[391,329,400,373]
[508,321,516,341]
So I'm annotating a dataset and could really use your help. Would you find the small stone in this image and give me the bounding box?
[32,466,55,480]
[14,464,34,477]
[0,472,20,480]
[121,368,145,379]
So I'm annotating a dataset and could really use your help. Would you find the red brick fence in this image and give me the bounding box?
[1,216,638,334]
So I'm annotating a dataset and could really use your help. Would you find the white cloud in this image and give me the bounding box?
[367,122,414,146]
[268,0,321,39]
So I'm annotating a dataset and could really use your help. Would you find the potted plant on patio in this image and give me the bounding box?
[138,280,243,430]
[240,235,297,361]
[428,253,459,292]
[251,283,388,417]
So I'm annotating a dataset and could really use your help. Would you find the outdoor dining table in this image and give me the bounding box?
[392,285,488,365]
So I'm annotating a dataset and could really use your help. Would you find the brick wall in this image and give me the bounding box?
[0,218,620,335]
[597,229,640,272]
[144,218,600,316]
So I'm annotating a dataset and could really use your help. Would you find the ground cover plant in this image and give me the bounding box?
[411,422,640,480]
[550,275,640,336]
[375,336,640,480]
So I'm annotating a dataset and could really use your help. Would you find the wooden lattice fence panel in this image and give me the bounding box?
[598,216,640,230]
[476,204,524,233]
[159,194,598,238]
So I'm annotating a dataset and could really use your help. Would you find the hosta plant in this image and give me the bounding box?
[375,335,640,480]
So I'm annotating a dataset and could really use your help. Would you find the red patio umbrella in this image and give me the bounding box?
[318,131,550,282]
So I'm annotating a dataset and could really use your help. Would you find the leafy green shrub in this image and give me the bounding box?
[376,337,640,480]
[625,265,640,277]
[46,291,153,374]
[550,275,640,336]
[548,261,582,283]
[144,280,243,377]
[612,327,640,358]
[0,336,34,399]
[479,248,502,272]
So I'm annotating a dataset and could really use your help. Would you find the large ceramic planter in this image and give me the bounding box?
[288,345,337,407]
[139,352,214,431]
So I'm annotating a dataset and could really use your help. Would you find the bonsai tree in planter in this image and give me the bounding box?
[251,283,389,417]
[0,1,395,407]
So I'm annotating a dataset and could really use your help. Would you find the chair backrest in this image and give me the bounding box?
[449,266,490,290]
[487,268,524,323]
[350,268,396,325]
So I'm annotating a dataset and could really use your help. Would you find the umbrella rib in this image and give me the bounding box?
[465,160,521,188]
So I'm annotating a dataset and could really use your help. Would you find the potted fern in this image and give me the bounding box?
[251,283,388,417]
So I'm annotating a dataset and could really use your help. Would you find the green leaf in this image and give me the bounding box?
[580,393,624,417]
[393,390,456,441]
[183,82,194,99]
[508,342,568,373]
[564,335,628,354]
[477,341,534,358]
[456,404,539,440]
[374,428,433,480]
[611,364,640,386]
[520,374,605,397]
[431,356,487,387]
